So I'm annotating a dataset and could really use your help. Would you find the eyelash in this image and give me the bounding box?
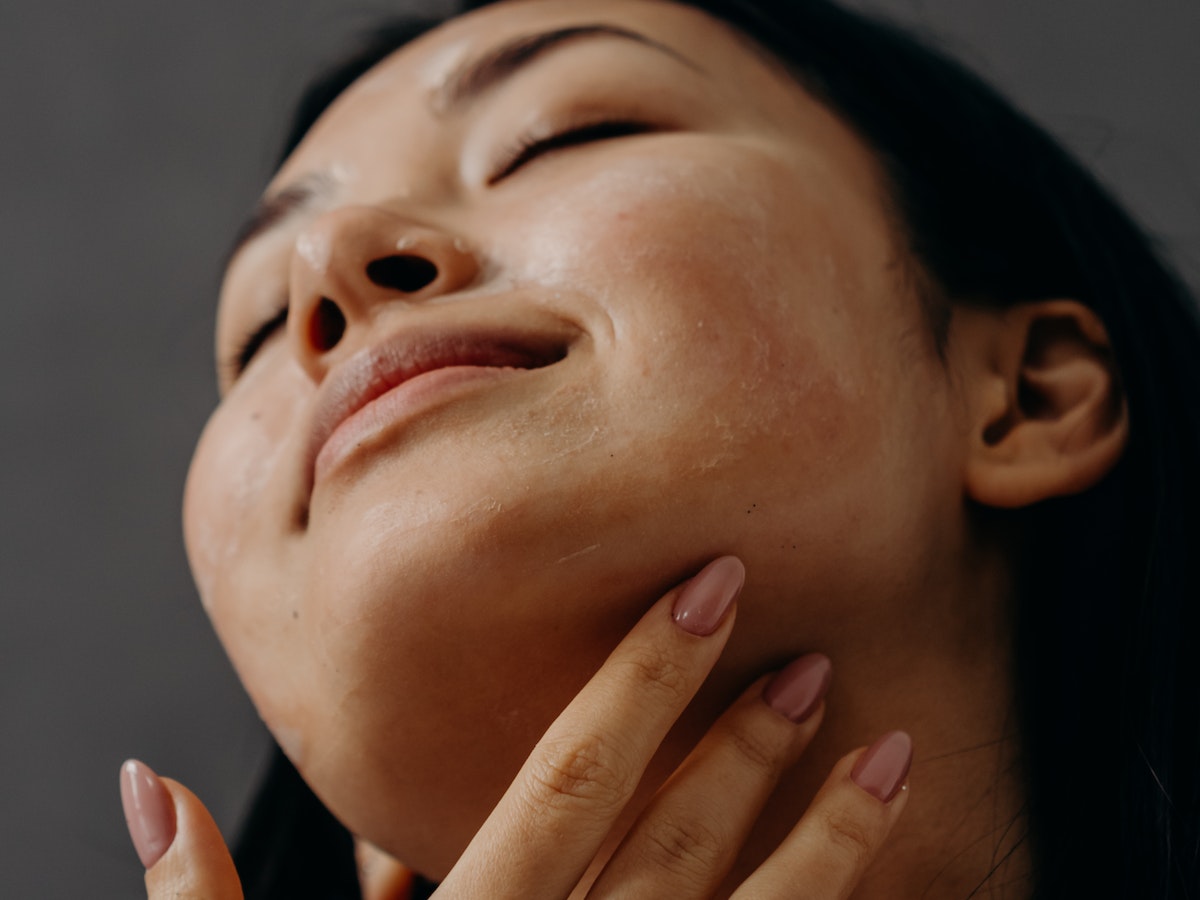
[488,117,654,183]
[228,303,288,379]
[226,119,652,379]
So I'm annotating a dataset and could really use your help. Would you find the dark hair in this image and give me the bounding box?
[233,2,1200,897]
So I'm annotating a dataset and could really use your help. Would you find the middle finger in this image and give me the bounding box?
[588,654,833,899]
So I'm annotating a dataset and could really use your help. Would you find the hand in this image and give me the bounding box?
[119,759,243,898]
[122,556,912,899]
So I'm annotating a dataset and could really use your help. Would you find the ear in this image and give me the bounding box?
[956,300,1128,509]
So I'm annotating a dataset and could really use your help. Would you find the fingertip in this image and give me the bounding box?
[726,731,911,896]
[671,555,745,636]
[849,730,913,804]
[762,653,833,724]
[119,758,177,868]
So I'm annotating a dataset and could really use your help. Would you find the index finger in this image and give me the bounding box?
[436,556,745,900]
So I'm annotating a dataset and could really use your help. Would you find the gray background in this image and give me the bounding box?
[2,1,1197,896]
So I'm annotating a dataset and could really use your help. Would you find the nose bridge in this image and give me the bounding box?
[287,204,480,380]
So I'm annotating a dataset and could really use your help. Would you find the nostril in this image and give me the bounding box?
[366,254,439,293]
[310,298,347,353]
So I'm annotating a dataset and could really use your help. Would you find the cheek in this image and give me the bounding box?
[506,147,890,466]
[182,361,302,608]
[503,146,783,303]
[498,147,939,592]
[183,364,329,759]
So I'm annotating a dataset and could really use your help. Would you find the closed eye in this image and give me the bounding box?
[487,119,655,184]
[227,303,288,380]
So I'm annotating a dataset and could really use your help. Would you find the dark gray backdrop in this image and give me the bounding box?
[2,1,1197,896]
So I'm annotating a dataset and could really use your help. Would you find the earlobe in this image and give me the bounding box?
[959,300,1129,509]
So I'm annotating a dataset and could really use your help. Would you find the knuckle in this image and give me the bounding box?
[722,723,786,781]
[819,808,877,865]
[616,643,692,705]
[525,734,630,814]
[640,814,725,878]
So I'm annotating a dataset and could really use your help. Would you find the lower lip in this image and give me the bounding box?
[312,365,532,485]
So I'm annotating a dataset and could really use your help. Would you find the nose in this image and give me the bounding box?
[287,204,480,381]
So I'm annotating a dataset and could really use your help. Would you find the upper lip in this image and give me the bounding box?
[303,319,571,493]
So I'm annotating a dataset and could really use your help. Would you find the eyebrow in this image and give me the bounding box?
[435,23,702,112]
[225,174,331,268]
[226,25,699,265]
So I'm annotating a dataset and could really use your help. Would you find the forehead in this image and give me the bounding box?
[393,0,767,97]
[269,0,878,187]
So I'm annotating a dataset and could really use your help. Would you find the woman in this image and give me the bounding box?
[119,0,1200,896]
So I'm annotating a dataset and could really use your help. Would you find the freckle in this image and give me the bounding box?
[292,610,299,620]
[250,411,261,422]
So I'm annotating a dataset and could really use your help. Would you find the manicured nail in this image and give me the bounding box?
[763,654,833,723]
[672,556,745,636]
[120,759,176,868]
[850,731,913,803]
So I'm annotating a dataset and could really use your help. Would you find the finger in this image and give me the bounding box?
[439,555,745,900]
[730,731,913,900]
[589,654,832,899]
[120,759,243,900]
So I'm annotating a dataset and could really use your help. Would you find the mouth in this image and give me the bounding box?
[303,324,569,497]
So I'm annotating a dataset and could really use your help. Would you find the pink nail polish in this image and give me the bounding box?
[763,654,833,723]
[120,759,176,868]
[850,731,913,803]
[671,556,745,636]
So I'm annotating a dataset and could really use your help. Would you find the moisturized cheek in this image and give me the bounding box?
[508,152,777,302]
[542,152,884,479]
[183,511,220,608]
[306,487,504,646]
[354,494,467,567]
[491,379,605,464]
[183,370,298,609]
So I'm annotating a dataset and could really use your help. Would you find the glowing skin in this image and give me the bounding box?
[184,0,1026,891]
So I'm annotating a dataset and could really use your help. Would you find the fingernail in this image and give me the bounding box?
[850,731,913,803]
[671,556,745,636]
[120,759,176,868]
[763,654,833,723]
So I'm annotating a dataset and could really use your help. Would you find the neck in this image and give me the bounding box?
[763,651,1033,899]
[640,544,1031,896]
[568,526,1033,897]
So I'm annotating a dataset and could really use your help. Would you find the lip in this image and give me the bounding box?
[304,323,569,494]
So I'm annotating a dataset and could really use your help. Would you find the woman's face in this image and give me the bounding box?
[185,0,965,873]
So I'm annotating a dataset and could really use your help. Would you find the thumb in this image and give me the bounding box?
[120,759,243,899]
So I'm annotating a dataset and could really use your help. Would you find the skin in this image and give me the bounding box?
[174,0,1128,895]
